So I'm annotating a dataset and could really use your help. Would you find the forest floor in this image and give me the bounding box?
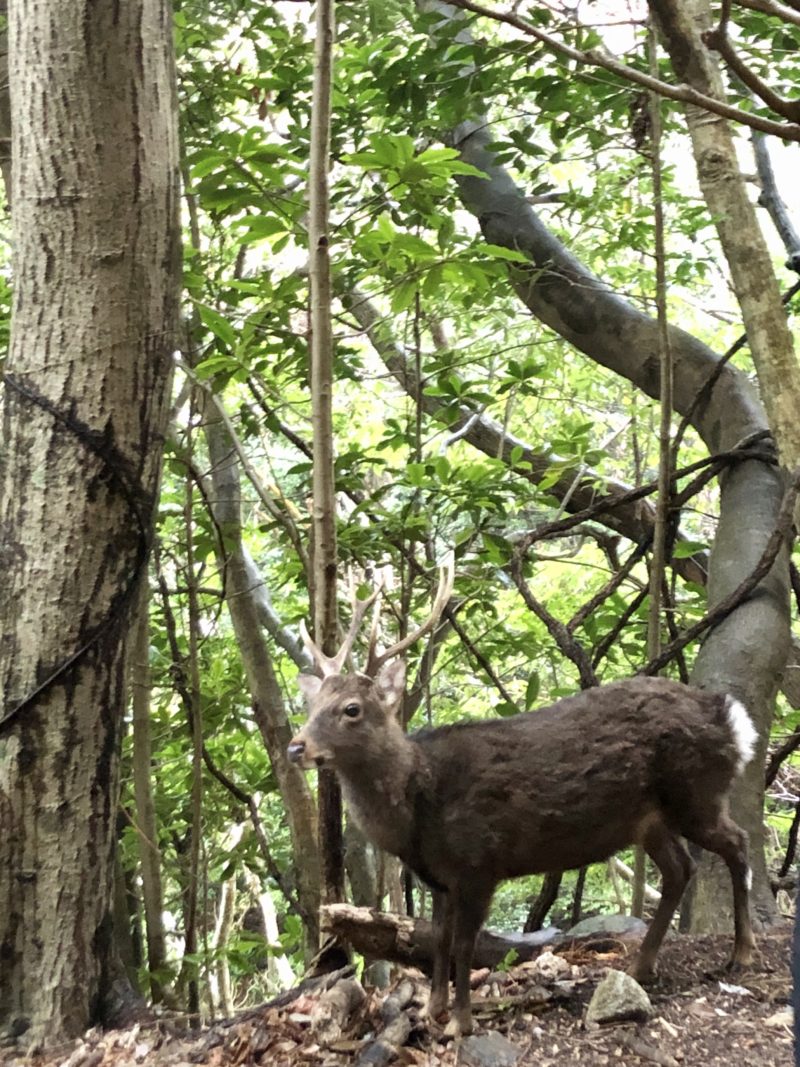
[10,927,793,1067]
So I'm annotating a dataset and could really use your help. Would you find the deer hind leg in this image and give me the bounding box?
[427,890,454,1021]
[683,804,755,969]
[630,814,695,984]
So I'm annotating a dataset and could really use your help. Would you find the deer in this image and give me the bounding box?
[288,559,758,1037]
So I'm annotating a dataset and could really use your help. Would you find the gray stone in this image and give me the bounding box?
[459,1031,522,1067]
[566,914,647,939]
[585,970,652,1025]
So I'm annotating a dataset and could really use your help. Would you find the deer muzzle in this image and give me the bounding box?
[287,735,331,769]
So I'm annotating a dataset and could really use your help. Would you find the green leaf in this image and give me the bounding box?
[391,278,418,312]
[196,303,236,349]
[672,540,708,559]
[525,672,540,710]
[482,244,531,264]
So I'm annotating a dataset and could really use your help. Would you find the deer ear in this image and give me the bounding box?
[374,659,406,714]
[297,674,323,703]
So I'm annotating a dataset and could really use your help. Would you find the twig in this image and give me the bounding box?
[617,1033,680,1067]
[704,22,800,122]
[592,587,649,668]
[178,358,311,575]
[752,131,800,265]
[567,539,650,635]
[517,435,775,552]
[778,799,800,878]
[640,466,800,676]
[766,725,800,786]
[510,555,598,690]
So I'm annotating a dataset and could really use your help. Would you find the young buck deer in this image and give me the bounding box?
[288,561,758,1037]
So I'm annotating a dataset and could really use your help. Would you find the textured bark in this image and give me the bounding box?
[204,413,321,941]
[420,2,789,927]
[0,0,180,1044]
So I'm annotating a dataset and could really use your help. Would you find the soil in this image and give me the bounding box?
[6,928,793,1067]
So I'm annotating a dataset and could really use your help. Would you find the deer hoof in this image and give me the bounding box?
[725,955,754,975]
[628,962,657,986]
[424,995,448,1024]
[443,1012,473,1039]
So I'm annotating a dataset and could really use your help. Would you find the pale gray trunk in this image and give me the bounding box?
[0,0,180,1044]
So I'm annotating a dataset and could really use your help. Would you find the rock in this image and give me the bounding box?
[460,1031,522,1067]
[530,950,571,981]
[585,970,652,1025]
[764,1007,793,1028]
[566,914,647,940]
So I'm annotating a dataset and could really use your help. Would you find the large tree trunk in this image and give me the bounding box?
[0,0,180,1045]
[419,1,789,928]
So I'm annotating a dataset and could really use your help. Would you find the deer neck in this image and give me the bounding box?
[336,723,423,856]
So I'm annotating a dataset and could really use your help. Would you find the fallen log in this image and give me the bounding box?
[320,904,559,973]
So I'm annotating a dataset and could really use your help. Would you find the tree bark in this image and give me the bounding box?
[0,0,180,1044]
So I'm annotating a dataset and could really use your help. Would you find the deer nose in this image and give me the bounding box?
[287,741,306,764]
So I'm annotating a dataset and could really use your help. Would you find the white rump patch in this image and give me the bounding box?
[744,867,753,892]
[725,697,757,775]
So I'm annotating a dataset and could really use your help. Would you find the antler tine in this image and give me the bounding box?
[367,553,455,674]
[331,584,383,674]
[298,618,338,678]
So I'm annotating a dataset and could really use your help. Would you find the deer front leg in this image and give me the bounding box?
[427,890,453,1021]
[445,888,492,1038]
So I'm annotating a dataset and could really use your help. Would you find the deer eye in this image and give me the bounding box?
[343,703,361,719]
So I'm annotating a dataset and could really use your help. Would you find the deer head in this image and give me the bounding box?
[288,557,455,770]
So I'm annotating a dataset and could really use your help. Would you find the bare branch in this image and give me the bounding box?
[509,554,598,690]
[640,466,800,676]
[751,131,800,266]
[703,25,800,122]
[178,359,311,575]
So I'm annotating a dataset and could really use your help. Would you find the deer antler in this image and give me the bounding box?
[365,554,455,675]
[300,583,383,678]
